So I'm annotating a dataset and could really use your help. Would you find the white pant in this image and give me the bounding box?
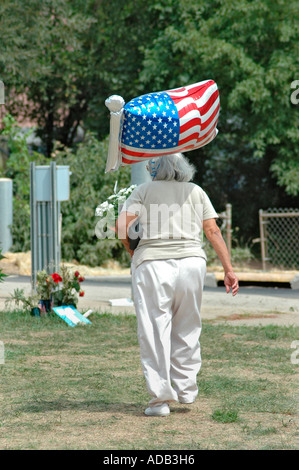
[131,257,206,405]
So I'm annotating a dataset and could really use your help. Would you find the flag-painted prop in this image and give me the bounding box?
[105,79,219,172]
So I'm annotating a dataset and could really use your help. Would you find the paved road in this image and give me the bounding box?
[1,274,298,326]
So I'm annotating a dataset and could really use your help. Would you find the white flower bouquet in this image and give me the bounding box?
[95,184,136,239]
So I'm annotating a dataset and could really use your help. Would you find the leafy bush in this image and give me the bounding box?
[1,116,132,267]
[54,133,132,266]
[0,114,47,251]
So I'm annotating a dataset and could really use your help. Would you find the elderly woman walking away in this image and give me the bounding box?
[116,153,239,417]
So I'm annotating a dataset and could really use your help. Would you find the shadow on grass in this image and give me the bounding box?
[17,399,191,417]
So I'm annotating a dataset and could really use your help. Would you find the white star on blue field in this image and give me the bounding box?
[122,92,180,149]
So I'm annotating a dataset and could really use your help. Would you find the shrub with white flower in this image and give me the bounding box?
[95,185,136,239]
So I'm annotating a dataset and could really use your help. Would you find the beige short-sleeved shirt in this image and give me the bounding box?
[121,180,218,268]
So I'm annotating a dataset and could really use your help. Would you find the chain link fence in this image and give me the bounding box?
[259,208,299,270]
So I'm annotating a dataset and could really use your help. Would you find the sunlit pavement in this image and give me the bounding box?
[1,274,298,326]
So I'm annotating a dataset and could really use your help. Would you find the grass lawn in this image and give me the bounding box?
[0,309,298,450]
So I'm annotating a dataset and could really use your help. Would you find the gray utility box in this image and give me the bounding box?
[30,162,70,290]
[0,178,13,253]
[34,165,70,202]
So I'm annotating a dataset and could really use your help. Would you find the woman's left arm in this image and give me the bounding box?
[116,211,138,258]
[203,218,239,296]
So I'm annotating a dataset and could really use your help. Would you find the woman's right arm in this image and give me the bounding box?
[115,211,138,258]
[203,218,239,296]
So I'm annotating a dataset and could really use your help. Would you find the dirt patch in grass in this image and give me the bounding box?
[30,331,55,338]
[217,313,279,321]
[5,339,30,346]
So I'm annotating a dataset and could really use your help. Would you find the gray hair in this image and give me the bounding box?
[152,153,196,182]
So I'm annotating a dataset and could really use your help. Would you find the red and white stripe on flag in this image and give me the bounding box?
[104,79,219,172]
[120,79,219,166]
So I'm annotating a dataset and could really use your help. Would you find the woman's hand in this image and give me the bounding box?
[224,271,239,296]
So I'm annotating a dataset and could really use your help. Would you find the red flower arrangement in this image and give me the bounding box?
[36,265,85,308]
[52,265,85,307]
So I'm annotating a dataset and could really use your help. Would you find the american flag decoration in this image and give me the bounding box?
[105,79,219,172]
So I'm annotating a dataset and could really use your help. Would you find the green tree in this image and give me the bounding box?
[140,0,299,192]
[0,0,97,155]
[138,0,299,242]
[0,0,162,154]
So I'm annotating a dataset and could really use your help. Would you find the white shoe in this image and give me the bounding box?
[144,403,170,416]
